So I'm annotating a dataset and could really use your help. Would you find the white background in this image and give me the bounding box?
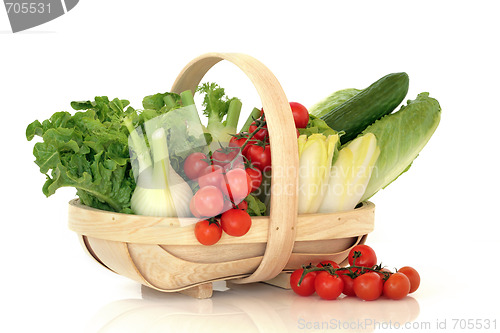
[1,1,499,332]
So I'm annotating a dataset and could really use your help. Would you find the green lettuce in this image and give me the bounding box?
[26,98,137,213]
[309,88,361,118]
[361,92,441,201]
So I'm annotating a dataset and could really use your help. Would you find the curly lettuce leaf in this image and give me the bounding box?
[26,98,135,213]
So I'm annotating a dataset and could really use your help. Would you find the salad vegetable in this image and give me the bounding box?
[360,92,441,201]
[297,133,339,214]
[308,88,361,118]
[318,133,380,213]
[290,244,421,301]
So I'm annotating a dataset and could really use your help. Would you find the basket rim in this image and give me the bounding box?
[68,199,375,246]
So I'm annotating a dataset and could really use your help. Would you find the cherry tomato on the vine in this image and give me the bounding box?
[184,152,209,180]
[316,260,340,269]
[398,266,420,293]
[236,200,248,211]
[220,208,252,237]
[290,269,317,297]
[248,122,268,141]
[194,220,222,246]
[383,272,410,300]
[314,271,344,300]
[198,164,224,188]
[229,135,252,155]
[245,144,271,172]
[222,168,251,203]
[212,147,239,167]
[353,272,384,301]
[348,244,377,268]
[190,197,202,218]
[337,269,356,296]
[245,167,262,192]
[289,102,309,129]
[193,186,224,217]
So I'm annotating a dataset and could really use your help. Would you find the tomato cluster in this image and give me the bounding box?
[183,150,258,245]
[290,244,420,301]
[183,101,310,246]
[230,102,309,173]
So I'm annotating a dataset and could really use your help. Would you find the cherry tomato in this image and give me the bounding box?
[245,144,271,172]
[289,102,309,128]
[353,272,384,301]
[248,122,268,141]
[314,271,344,300]
[236,200,248,210]
[348,244,377,268]
[383,272,410,300]
[184,152,209,180]
[290,269,317,297]
[212,147,239,167]
[229,134,253,155]
[316,260,340,269]
[193,186,224,217]
[194,220,222,246]
[220,208,252,237]
[222,197,234,212]
[220,168,251,203]
[398,266,420,293]
[245,167,262,192]
[190,197,202,218]
[198,164,224,188]
[337,269,356,296]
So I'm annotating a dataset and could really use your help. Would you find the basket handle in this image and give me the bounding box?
[171,53,299,283]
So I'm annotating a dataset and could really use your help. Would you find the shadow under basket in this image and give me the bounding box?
[67,52,376,298]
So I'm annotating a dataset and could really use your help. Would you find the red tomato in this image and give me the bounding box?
[236,200,248,211]
[212,147,239,167]
[337,269,356,296]
[316,260,340,269]
[198,164,224,188]
[348,244,377,268]
[289,102,309,128]
[190,197,202,218]
[245,144,271,172]
[314,271,344,300]
[290,269,317,297]
[383,272,411,300]
[353,272,384,301]
[248,122,268,141]
[229,134,253,155]
[220,209,252,237]
[245,167,262,192]
[398,266,420,293]
[194,220,222,246]
[184,152,209,180]
[193,186,224,217]
[220,168,251,203]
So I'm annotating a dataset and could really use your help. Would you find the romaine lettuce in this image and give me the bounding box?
[361,92,441,201]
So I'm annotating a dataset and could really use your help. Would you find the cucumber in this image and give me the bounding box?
[320,72,409,144]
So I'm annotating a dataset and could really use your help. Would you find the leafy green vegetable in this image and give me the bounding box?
[245,194,267,216]
[309,88,361,118]
[298,115,338,137]
[360,92,441,201]
[196,82,242,144]
[26,97,137,213]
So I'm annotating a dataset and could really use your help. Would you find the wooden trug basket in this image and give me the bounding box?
[68,53,375,299]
